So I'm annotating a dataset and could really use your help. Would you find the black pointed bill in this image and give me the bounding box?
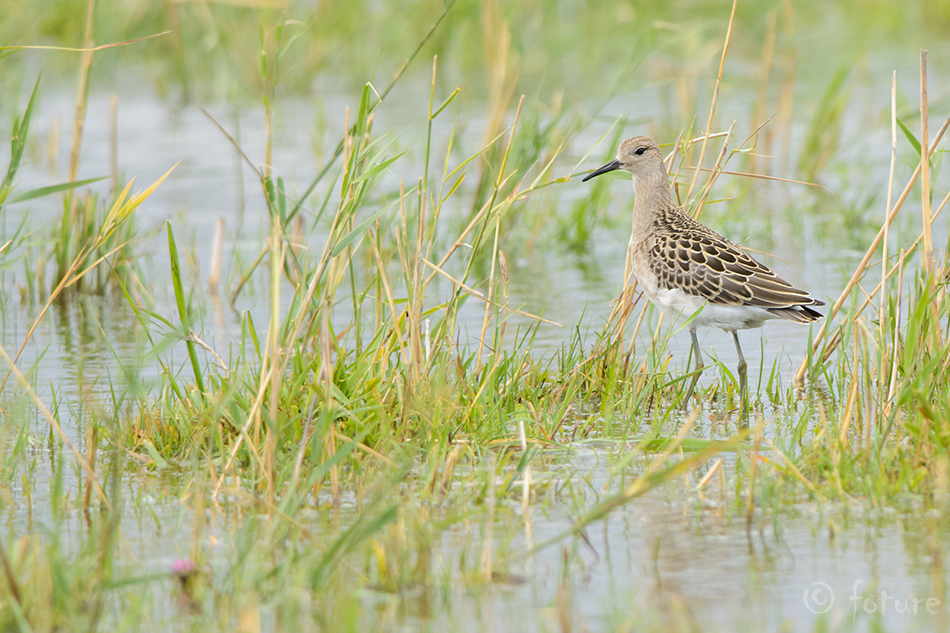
[582,159,622,182]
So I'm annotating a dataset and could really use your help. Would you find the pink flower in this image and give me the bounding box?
[172,559,197,576]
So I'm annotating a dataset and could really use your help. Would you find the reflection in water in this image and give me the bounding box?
[1,58,949,629]
[7,89,945,399]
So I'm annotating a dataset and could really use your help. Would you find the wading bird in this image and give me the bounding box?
[583,136,824,406]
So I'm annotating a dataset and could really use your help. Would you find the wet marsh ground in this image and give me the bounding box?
[2,1,950,631]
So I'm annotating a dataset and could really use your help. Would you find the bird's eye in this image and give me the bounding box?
[635,147,647,156]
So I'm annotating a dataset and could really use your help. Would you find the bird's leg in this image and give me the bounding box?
[731,330,748,416]
[684,328,704,404]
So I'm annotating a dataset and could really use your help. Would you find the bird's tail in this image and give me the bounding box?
[766,304,824,323]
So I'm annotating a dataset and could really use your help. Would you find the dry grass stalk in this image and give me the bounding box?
[920,49,932,276]
[477,96,525,368]
[209,217,226,293]
[692,121,735,220]
[749,9,778,175]
[881,72,897,332]
[838,325,863,444]
[68,0,96,184]
[110,94,118,191]
[793,115,950,384]
[778,0,796,174]
[685,0,738,202]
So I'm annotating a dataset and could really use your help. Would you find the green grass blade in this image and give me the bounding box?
[0,73,41,206]
[167,222,206,395]
[8,176,108,204]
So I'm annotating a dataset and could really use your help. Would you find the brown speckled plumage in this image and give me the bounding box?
[642,198,823,321]
[583,134,824,406]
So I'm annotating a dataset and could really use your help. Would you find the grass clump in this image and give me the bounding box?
[2,4,950,632]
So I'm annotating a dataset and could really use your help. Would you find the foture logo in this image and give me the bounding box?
[802,581,835,614]
[803,580,942,621]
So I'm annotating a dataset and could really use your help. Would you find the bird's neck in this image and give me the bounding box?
[631,168,673,243]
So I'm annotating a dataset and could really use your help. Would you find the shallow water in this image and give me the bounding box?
[3,22,950,632]
[6,77,942,410]
[14,442,949,632]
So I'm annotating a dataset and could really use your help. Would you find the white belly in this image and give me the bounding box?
[643,286,776,332]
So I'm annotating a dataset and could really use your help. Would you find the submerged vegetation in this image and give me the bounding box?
[1,0,950,631]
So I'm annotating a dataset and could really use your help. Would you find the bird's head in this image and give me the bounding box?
[582,136,664,182]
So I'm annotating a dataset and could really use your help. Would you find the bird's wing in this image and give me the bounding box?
[649,226,820,309]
